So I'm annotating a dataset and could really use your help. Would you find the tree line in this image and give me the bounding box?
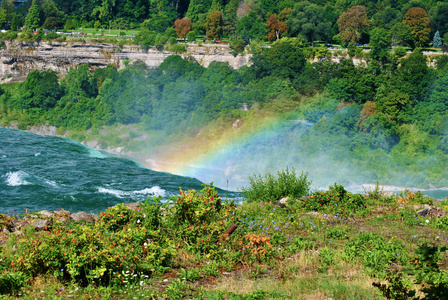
[0,0,447,50]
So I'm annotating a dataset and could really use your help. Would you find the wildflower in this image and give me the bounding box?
[426,220,429,223]
[329,241,332,244]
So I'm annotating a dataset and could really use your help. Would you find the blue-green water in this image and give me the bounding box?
[0,127,238,215]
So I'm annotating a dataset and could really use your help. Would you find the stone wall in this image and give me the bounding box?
[0,40,252,82]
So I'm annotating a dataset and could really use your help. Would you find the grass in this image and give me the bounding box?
[1,179,448,299]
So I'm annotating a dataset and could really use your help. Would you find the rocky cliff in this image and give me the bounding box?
[0,40,252,82]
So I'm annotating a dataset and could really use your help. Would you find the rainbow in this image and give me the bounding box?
[144,116,321,191]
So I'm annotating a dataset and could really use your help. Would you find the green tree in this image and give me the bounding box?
[42,0,63,30]
[372,7,400,29]
[430,3,448,41]
[10,13,23,31]
[99,66,159,124]
[113,18,127,36]
[20,70,63,110]
[0,0,13,28]
[186,0,213,23]
[369,28,391,66]
[397,49,431,101]
[94,20,102,31]
[288,1,330,47]
[337,5,370,43]
[92,0,115,32]
[252,38,306,81]
[403,7,431,48]
[64,19,76,30]
[237,11,267,43]
[391,22,413,46]
[60,64,98,102]
[376,89,410,121]
[24,0,40,30]
[0,8,6,28]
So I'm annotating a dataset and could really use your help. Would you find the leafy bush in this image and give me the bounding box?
[10,198,174,286]
[241,167,310,203]
[166,184,236,254]
[300,183,365,216]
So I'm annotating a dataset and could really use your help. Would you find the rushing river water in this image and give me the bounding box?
[1,126,446,216]
[0,127,239,215]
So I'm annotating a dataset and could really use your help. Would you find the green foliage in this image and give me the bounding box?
[251,38,306,81]
[24,0,39,30]
[186,31,196,42]
[237,11,267,44]
[230,36,246,55]
[166,184,234,253]
[9,198,175,287]
[372,270,416,300]
[342,232,408,279]
[288,1,330,47]
[0,272,29,295]
[300,183,365,216]
[20,70,63,110]
[412,244,448,298]
[241,167,310,203]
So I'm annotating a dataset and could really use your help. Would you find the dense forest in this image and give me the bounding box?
[0,0,447,49]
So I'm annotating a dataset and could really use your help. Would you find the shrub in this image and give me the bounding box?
[10,198,175,287]
[166,184,236,252]
[241,167,310,203]
[299,183,365,216]
[167,43,187,54]
[186,31,196,42]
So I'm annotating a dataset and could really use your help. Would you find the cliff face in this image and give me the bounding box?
[0,41,252,82]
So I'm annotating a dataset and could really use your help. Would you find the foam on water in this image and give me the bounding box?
[97,186,166,199]
[4,171,31,186]
[44,179,58,188]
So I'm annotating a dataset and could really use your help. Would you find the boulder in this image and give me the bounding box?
[416,205,445,218]
[55,217,69,225]
[11,220,29,232]
[124,202,140,210]
[71,211,95,224]
[36,210,54,218]
[232,119,244,129]
[279,197,290,207]
[31,219,51,229]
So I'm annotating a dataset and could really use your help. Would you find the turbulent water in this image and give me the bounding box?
[0,127,238,215]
